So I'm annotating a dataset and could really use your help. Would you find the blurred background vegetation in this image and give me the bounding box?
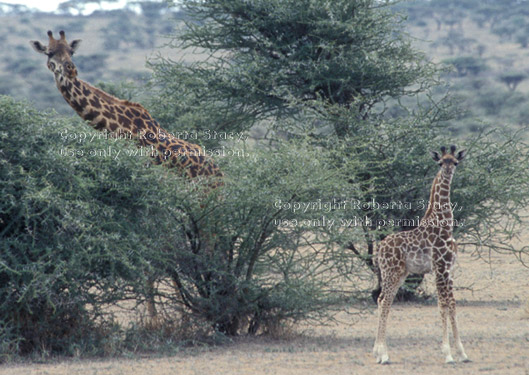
[1,0,529,134]
[395,0,529,134]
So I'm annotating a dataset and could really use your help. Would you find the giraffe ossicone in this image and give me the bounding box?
[372,145,470,365]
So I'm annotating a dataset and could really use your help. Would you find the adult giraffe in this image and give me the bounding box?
[30,30,223,181]
[373,145,470,365]
[30,30,223,324]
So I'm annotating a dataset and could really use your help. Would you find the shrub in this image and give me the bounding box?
[142,141,364,335]
[499,72,528,92]
[0,96,366,356]
[0,96,181,357]
[442,56,488,77]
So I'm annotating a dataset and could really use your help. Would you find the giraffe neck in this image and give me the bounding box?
[55,75,223,180]
[421,167,454,227]
[57,76,153,136]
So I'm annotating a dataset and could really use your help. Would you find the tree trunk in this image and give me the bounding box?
[215,315,240,336]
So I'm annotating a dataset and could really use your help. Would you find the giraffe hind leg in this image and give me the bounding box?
[373,270,407,364]
[145,277,161,329]
[438,300,455,364]
[449,305,470,362]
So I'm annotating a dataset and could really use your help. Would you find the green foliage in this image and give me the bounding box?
[147,142,361,335]
[149,0,437,138]
[101,11,152,49]
[0,95,187,357]
[396,0,529,133]
[451,128,529,255]
[5,58,40,76]
[448,81,529,130]
[137,1,167,20]
[151,0,529,304]
[475,88,511,116]
[74,53,109,74]
[491,13,529,48]
[433,30,477,55]
[56,19,87,33]
[0,95,365,354]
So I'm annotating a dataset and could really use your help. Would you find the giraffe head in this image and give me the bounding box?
[430,145,466,171]
[30,30,81,80]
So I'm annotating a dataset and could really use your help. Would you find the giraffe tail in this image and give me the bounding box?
[371,245,379,269]
[448,237,458,254]
[371,246,382,303]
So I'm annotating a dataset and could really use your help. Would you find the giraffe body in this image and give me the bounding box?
[373,146,469,365]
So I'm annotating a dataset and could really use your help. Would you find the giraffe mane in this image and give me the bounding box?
[83,80,146,110]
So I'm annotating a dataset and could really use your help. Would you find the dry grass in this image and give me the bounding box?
[523,302,529,320]
[1,249,528,375]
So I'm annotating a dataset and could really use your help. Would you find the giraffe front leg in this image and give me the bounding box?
[373,298,390,364]
[447,240,470,363]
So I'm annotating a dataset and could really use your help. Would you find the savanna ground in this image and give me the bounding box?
[2,243,528,375]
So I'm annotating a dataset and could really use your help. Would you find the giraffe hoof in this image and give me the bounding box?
[460,357,471,363]
[377,355,390,365]
[445,356,456,364]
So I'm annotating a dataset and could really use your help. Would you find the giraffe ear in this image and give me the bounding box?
[430,150,441,162]
[70,39,82,53]
[456,149,466,161]
[30,40,47,54]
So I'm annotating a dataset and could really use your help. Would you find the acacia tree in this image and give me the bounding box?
[149,0,529,301]
[499,72,528,92]
[150,0,436,137]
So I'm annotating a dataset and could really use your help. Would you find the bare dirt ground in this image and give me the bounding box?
[1,250,528,375]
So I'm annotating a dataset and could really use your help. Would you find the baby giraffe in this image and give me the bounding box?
[373,145,470,365]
